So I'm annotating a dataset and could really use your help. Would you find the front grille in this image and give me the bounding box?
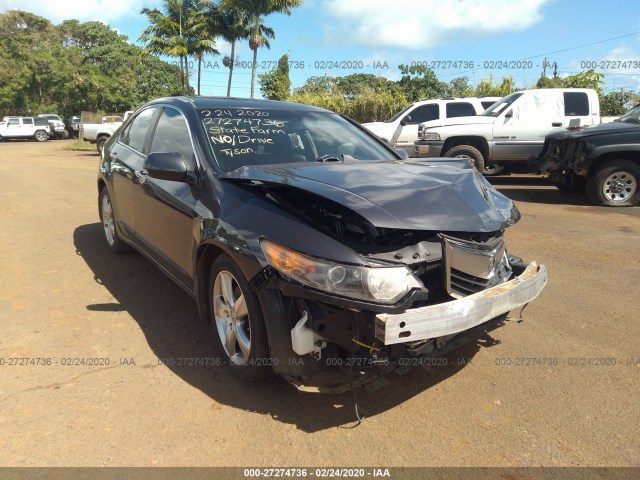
[442,234,512,299]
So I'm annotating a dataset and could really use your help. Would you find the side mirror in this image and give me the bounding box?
[394,148,409,159]
[504,110,513,119]
[400,114,412,126]
[145,152,196,184]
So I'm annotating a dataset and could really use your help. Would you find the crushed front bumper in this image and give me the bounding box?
[375,261,547,345]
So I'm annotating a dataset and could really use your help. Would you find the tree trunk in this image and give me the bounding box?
[251,47,257,99]
[179,56,185,90]
[185,57,190,93]
[250,18,260,99]
[226,40,235,97]
[197,54,202,96]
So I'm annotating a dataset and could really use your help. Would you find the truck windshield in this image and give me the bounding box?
[617,104,640,124]
[480,93,524,117]
[199,108,398,173]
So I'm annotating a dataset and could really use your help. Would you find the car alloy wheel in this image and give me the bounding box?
[213,270,252,365]
[101,193,116,246]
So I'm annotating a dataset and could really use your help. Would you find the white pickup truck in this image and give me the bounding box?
[80,111,133,153]
[414,88,612,175]
[362,97,500,156]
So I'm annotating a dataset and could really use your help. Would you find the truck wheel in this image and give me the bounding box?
[444,145,485,173]
[209,254,272,381]
[586,160,640,206]
[34,130,48,142]
[62,130,70,139]
[96,136,109,154]
[483,163,505,176]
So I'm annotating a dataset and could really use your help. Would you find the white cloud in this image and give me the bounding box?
[323,0,552,50]
[0,0,162,24]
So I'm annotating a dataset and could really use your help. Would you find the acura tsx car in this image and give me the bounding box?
[97,96,547,393]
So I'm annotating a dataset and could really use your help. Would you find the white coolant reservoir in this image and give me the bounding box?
[291,312,326,359]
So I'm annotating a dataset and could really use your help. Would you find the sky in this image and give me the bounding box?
[2,0,640,98]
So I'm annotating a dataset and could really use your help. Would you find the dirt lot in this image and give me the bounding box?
[0,140,639,468]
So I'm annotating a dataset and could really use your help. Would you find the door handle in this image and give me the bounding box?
[552,122,562,127]
[134,170,148,184]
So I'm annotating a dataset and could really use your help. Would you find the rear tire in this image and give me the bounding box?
[585,160,640,207]
[208,254,272,381]
[34,130,48,142]
[98,187,131,253]
[444,144,485,173]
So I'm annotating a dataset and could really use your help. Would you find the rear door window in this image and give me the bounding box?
[22,118,33,125]
[564,92,589,116]
[119,108,158,153]
[446,102,476,118]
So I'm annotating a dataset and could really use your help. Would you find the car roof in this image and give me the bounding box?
[145,96,332,113]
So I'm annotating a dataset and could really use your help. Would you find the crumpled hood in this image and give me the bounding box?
[545,121,640,140]
[222,159,520,233]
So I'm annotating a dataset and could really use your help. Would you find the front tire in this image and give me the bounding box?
[585,160,640,206]
[98,187,131,253]
[444,144,485,173]
[209,255,271,381]
[34,130,48,142]
[96,136,109,154]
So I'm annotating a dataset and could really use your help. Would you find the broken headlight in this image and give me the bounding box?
[261,239,422,304]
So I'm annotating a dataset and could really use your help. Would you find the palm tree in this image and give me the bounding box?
[216,5,251,97]
[140,0,194,92]
[221,0,302,98]
[188,0,220,95]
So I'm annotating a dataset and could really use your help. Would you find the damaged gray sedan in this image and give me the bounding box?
[97,97,547,393]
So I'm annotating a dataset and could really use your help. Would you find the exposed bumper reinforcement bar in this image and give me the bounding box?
[375,262,547,345]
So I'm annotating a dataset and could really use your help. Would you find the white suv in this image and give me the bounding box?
[362,97,500,156]
[0,116,50,142]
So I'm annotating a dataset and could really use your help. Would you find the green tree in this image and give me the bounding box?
[189,0,219,95]
[397,64,447,102]
[140,0,195,92]
[216,4,252,97]
[221,0,303,98]
[258,53,291,100]
[474,75,516,97]
[445,77,472,97]
[600,90,640,116]
[562,69,605,96]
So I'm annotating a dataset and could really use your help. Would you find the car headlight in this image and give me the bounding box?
[261,240,422,304]
[421,132,440,141]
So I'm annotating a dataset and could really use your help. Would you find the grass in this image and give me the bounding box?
[62,140,95,151]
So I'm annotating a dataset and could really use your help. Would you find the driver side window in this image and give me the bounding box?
[150,107,196,169]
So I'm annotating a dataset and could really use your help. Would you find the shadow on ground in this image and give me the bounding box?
[74,223,503,432]
[487,175,593,206]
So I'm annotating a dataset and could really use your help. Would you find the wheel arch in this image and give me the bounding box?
[588,149,640,173]
[442,136,489,159]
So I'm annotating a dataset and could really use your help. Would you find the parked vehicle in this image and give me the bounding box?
[535,103,640,206]
[414,89,604,175]
[68,115,81,138]
[37,114,67,139]
[81,111,133,153]
[0,116,50,142]
[97,96,547,392]
[362,97,500,156]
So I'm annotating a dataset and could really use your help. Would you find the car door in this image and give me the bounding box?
[562,91,593,128]
[132,106,200,283]
[492,91,564,160]
[109,107,160,239]
[5,118,21,137]
[394,103,440,152]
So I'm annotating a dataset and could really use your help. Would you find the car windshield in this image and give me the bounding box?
[480,92,523,117]
[199,108,398,173]
[384,105,413,123]
[617,104,640,124]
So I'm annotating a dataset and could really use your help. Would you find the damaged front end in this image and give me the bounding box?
[227,160,548,393]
